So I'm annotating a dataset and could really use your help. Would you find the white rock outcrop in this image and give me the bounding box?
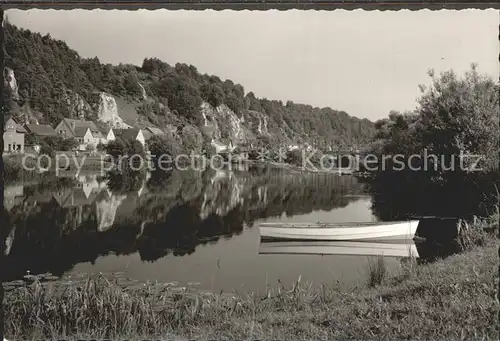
[4,67,19,100]
[93,92,131,128]
[138,83,148,100]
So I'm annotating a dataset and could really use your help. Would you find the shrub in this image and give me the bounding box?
[105,138,146,173]
[286,150,303,166]
[4,156,23,181]
[86,143,96,152]
[96,143,106,152]
[147,133,184,170]
[181,125,203,154]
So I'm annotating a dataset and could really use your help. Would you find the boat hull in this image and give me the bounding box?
[258,220,419,241]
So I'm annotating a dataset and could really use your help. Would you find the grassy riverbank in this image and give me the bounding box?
[4,236,498,341]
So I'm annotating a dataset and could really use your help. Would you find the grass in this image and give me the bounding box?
[3,239,498,341]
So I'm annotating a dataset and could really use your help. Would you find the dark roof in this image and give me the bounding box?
[74,127,90,138]
[92,131,104,139]
[63,118,100,134]
[4,116,27,133]
[114,128,141,142]
[146,126,165,135]
[142,129,153,140]
[16,125,27,134]
[24,124,57,137]
[99,126,113,134]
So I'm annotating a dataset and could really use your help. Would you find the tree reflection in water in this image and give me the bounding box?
[2,170,365,281]
[364,170,499,221]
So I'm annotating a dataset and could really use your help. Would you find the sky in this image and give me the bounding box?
[5,9,499,121]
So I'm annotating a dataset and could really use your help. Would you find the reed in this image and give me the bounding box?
[458,214,497,251]
[365,255,388,288]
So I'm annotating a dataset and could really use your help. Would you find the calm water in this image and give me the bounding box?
[2,170,422,293]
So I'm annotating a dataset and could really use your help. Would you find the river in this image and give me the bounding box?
[1,169,457,293]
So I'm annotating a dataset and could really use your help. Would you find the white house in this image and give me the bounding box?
[55,118,102,147]
[99,127,115,145]
[74,127,94,151]
[3,116,26,154]
[211,140,235,154]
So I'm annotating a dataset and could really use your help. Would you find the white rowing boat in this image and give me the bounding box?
[258,220,419,241]
[259,240,419,258]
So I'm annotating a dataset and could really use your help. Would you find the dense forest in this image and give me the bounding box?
[4,21,375,151]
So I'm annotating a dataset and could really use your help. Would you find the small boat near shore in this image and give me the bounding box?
[259,220,419,241]
[259,240,419,258]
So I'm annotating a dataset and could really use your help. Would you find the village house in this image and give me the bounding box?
[24,124,57,152]
[55,118,107,147]
[3,116,26,153]
[113,128,146,147]
[101,127,115,145]
[24,123,57,138]
[92,130,105,145]
[141,127,166,143]
[73,127,95,151]
[211,140,235,154]
[141,129,153,141]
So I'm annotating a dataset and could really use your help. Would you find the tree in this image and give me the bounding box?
[181,125,203,154]
[147,133,184,169]
[34,136,79,152]
[123,72,142,97]
[39,139,55,157]
[416,65,499,172]
[152,73,203,121]
[104,138,127,160]
[80,57,102,88]
[372,65,499,175]
[142,57,170,77]
[201,82,224,108]
[105,137,146,173]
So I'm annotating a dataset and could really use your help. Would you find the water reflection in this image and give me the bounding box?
[361,171,499,265]
[2,170,370,286]
[364,171,500,221]
[259,240,419,258]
